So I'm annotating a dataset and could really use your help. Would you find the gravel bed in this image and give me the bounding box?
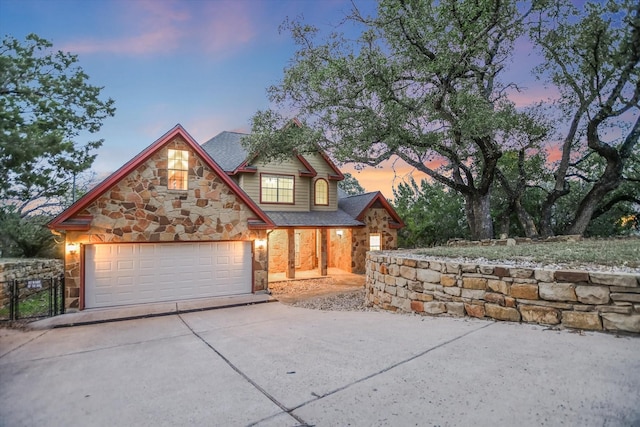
[287,289,374,311]
[270,278,376,312]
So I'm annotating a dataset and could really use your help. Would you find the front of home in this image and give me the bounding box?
[49,124,403,311]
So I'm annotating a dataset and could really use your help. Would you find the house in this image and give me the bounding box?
[48,124,404,311]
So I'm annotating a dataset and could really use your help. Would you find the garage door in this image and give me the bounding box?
[85,242,252,309]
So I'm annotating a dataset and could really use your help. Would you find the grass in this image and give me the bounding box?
[0,289,60,319]
[414,237,640,269]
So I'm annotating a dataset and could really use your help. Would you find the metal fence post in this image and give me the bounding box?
[60,274,65,315]
[11,280,19,321]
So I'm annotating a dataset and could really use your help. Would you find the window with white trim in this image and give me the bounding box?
[369,233,381,251]
[261,174,294,203]
[168,149,189,190]
[314,179,328,205]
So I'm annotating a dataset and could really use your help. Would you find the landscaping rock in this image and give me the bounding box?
[464,303,485,318]
[424,301,446,314]
[575,285,610,305]
[510,283,538,300]
[589,272,638,287]
[601,313,640,333]
[539,283,577,302]
[485,304,521,322]
[446,302,465,317]
[555,270,589,282]
[487,279,509,295]
[417,269,440,284]
[520,305,560,325]
[462,277,487,290]
[562,311,602,331]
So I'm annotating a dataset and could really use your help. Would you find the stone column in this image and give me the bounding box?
[286,228,295,279]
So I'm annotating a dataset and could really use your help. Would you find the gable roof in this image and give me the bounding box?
[48,124,275,231]
[201,131,249,172]
[338,191,405,229]
[202,128,344,180]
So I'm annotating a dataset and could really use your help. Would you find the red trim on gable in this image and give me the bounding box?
[357,192,405,228]
[318,150,345,181]
[229,160,257,175]
[295,154,317,177]
[48,124,274,230]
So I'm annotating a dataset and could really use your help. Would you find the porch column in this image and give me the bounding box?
[287,228,295,279]
[319,228,328,276]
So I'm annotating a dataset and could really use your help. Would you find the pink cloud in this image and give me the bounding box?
[197,1,256,53]
[62,0,256,56]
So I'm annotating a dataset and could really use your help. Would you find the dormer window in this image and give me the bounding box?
[168,149,189,190]
[314,179,328,205]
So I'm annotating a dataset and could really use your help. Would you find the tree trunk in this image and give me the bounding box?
[496,207,511,238]
[514,199,539,239]
[466,193,494,240]
[565,169,622,235]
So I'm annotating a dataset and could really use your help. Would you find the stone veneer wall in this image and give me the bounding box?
[366,252,640,334]
[352,208,397,274]
[0,259,64,307]
[63,136,268,310]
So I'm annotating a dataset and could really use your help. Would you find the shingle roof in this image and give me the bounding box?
[201,131,248,172]
[338,192,379,219]
[266,210,364,227]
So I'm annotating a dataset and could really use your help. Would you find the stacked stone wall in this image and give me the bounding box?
[366,252,640,334]
[0,259,63,307]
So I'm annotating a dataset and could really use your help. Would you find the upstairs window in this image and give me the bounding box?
[168,149,189,190]
[261,174,294,204]
[314,179,328,205]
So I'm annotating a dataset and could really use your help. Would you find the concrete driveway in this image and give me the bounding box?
[1,303,639,426]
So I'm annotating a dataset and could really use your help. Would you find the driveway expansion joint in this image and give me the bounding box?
[289,321,495,413]
[177,314,311,427]
[0,329,49,360]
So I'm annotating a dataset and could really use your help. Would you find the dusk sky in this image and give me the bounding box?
[1,0,552,197]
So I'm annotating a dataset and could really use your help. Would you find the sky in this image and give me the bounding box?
[0,0,552,198]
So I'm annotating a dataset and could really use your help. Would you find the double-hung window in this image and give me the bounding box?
[261,174,294,204]
[168,149,189,190]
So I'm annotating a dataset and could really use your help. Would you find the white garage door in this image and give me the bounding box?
[85,242,252,309]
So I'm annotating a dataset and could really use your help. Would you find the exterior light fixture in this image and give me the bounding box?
[255,238,267,249]
[336,229,344,237]
[66,242,78,254]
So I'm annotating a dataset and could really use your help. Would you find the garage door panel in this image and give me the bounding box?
[85,242,252,308]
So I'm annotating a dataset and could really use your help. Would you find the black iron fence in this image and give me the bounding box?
[0,275,65,322]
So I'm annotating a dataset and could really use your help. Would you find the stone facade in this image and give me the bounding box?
[352,208,397,274]
[268,229,317,272]
[0,259,64,307]
[366,252,640,334]
[63,136,268,310]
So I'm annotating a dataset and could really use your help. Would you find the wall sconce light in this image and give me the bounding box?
[255,238,267,249]
[336,229,344,237]
[66,242,78,255]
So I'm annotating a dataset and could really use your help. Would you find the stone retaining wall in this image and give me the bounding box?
[365,252,640,334]
[0,259,64,307]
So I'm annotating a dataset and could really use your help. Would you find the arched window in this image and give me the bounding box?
[314,179,328,205]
